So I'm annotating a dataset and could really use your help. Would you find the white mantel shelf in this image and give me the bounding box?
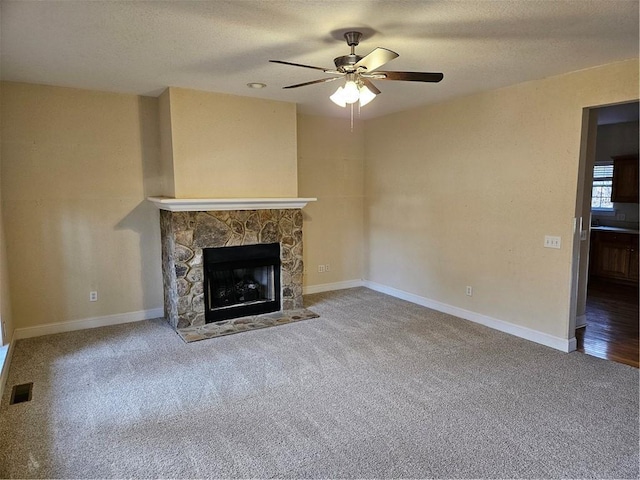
[147,196,317,212]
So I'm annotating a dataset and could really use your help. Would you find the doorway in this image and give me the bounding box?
[573,101,639,367]
[577,278,638,367]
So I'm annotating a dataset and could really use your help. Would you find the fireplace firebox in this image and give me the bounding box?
[203,243,281,322]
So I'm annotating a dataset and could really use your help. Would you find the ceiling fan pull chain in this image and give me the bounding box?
[350,103,354,132]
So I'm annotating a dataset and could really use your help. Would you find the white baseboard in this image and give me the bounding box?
[10,280,575,352]
[364,280,574,353]
[303,279,364,295]
[12,307,164,341]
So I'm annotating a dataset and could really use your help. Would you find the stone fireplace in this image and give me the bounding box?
[149,88,313,334]
[151,197,314,332]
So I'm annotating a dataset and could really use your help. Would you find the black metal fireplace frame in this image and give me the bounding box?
[203,243,281,323]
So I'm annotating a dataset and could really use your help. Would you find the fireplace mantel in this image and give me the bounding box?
[147,196,316,212]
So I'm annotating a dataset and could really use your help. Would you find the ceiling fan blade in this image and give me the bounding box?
[270,60,337,73]
[376,71,444,83]
[361,78,381,95]
[282,76,343,89]
[353,47,399,72]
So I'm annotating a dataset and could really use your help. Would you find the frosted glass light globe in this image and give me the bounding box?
[342,80,360,104]
[329,86,347,107]
[358,85,376,107]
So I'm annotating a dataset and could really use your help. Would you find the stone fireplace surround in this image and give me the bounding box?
[149,197,315,332]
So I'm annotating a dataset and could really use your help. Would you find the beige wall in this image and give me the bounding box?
[163,87,298,198]
[158,89,176,198]
[1,82,163,330]
[297,115,365,287]
[0,82,12,343]
[364,59,639,340]
[0,59,636,342]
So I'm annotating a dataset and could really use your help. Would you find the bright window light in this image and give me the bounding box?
[592,163,614,210]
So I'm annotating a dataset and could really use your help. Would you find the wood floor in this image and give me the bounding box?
[576,279,639,368]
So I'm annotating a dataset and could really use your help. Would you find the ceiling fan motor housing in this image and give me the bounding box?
[336,31,364,72]
[334,54,363,72]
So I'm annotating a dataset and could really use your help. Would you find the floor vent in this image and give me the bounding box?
[10,382,33,405]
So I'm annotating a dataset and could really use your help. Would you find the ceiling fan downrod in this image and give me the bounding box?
[334,31,364,72]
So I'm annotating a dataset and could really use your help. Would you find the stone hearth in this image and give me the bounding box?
[160,209,304,330]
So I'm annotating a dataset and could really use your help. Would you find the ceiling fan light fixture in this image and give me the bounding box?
[330,86,347,107]
[342,77,360,104]
[358,84,376,107]
[272,30,443,114]
[330,78,378,108]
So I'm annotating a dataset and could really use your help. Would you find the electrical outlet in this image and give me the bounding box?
[318,265,325,273]
[466,286,473,296]
[325,264,330,272]
[89,291,98,302]
[616,213,626,221]
[544,235,561,249]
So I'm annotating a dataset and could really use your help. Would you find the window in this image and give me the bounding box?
[592,164,614,210]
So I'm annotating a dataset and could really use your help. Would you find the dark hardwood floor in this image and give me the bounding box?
[576,279,639,368]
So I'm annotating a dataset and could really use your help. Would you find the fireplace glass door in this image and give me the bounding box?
[203,243,281,322]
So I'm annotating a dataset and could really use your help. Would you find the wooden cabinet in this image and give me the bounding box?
[629,247,639,281]
[611,154,639,203]
[590,230,639,284]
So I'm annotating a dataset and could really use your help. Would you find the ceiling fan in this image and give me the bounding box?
[270,31,443,108]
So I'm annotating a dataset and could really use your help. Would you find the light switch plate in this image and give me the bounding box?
[544,235,561,249]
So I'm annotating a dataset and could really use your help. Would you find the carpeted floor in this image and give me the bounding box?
[0,287,638,479]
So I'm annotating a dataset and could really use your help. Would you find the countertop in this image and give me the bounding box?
[591,226,640,234]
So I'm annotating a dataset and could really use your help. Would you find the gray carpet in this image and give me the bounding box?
[0,287,638,479]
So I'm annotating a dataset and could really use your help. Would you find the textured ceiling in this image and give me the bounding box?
[1,0,638,119]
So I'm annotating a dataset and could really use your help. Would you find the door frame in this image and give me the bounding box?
[569,100,639,346]
[569,107,599,345]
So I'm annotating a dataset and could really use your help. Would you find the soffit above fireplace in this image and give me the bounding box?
[147,196,316,212]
